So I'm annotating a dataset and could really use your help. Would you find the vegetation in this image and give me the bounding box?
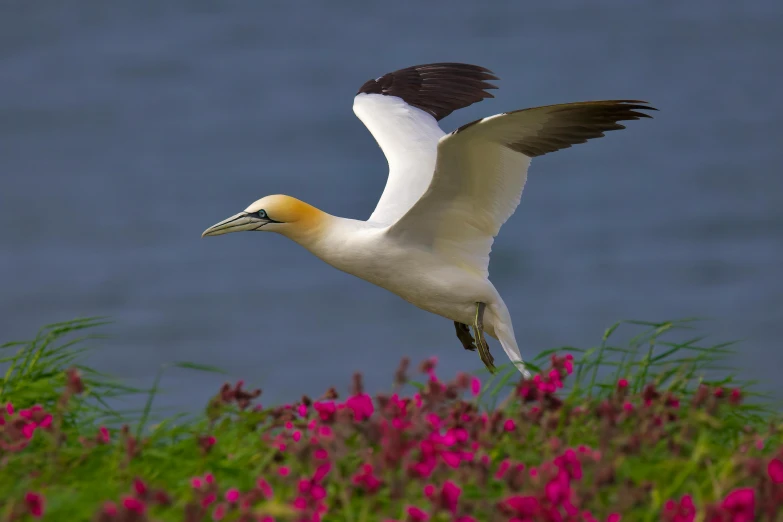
[1,317,782,521]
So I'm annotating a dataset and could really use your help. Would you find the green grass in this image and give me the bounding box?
[1,318,781,521]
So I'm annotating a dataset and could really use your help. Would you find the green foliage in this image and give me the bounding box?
[0,318,781,521]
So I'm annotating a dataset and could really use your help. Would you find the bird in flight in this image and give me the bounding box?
[202,62,655,377]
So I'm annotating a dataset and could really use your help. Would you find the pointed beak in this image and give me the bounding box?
[202,212,265,237]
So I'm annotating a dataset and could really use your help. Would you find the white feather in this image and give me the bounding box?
[352,93,445,225]
[387,112,535,278]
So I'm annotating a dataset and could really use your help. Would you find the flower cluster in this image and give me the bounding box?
[0,403,53,453]
[5,355,783,521]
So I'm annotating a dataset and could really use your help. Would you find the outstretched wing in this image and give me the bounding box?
[352,63,498,225]
[387,100,657,277]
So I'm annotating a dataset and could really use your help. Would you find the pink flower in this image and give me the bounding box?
[423,484,435,498]
[721,488,755,521]
[314,448,329,460]
[313,462,331,482]
[122,497,146,514]
[38,415,52,429]
[191,477,204,489]
[495,459,512,480]
[470,377,481,396]
[25,492,44,518]
[623,401,634,412]
[617,378,629,389]
[278,466,290,477]
[293,430,302,442]
[503,419,516,432]
[205,473,215,484]
[133,478,147,496]
[406,506,429,522]
[297,404,307,417]
[544,474,569,505]
[607,514,621,522]
[5,403,13,415]
[201,493,217,508]
[225,488,240,503]
[440,481,461,514]
[98,426,110,443]
[504,495,540,517]
[257,478,273,498]
[768,458,783,483]
[314,401,337,422]
[352,463,383,493]
[22,423,36,439]
[345,393,374,421]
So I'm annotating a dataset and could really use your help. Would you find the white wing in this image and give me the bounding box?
[387,101,656,277]
[353,94,444,225]
[352,63,499,225]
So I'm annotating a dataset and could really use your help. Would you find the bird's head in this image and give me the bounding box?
[201,195,326,239]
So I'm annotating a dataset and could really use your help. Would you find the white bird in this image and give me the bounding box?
[202,63,655,376]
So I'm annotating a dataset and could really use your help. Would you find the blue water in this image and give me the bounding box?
[1,2,782,410]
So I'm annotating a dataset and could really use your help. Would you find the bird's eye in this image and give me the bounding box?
[257,210,267,219]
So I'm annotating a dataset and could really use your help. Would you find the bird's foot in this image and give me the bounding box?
[454,321,477,351]
[472,302,497,374]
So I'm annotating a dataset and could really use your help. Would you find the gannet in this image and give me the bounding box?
[202,63,655,376]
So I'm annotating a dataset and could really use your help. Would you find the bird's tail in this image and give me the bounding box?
[490,303,531,379]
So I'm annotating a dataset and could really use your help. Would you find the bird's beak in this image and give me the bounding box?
[201,212,267,237]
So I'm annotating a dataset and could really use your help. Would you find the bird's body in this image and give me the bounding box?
[203,63,655,376]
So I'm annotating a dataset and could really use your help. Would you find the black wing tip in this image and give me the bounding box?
[356,62,500,120]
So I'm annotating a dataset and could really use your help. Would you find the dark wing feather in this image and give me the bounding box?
[452,100,657,157]
[357,63,499,121]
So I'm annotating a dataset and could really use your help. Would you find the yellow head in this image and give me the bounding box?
[201,195,327,240]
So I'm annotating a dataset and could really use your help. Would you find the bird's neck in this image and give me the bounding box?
[282,213,375,275]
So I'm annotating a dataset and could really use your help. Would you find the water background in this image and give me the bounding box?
[2,1,782,411]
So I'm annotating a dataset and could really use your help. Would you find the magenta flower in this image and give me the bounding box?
[21,423,36,439]
[617,378,629,389]
[503,419,516,432]
[133,478,147,496]
[314,448,329,460]
[24,492,44,518]
[278,466,290,477]
[663,494,695,522]
[314,401,337,422]
[257,478,273,498]
[352,463,383,493]
[768,458,783,483]
[98,426,110,444]
[721,488,755,522]
[439,481,461,514]
[122,496,146,514]
[345,393,375,421]
[504,495,540,517]
[201,493,217,508]
[225,488,240,503]
[406,506,429,522]
[470,377,481,396]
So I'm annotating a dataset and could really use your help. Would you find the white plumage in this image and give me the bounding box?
[203,63,655,376]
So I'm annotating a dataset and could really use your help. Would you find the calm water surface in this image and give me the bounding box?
[1,1,782,410]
